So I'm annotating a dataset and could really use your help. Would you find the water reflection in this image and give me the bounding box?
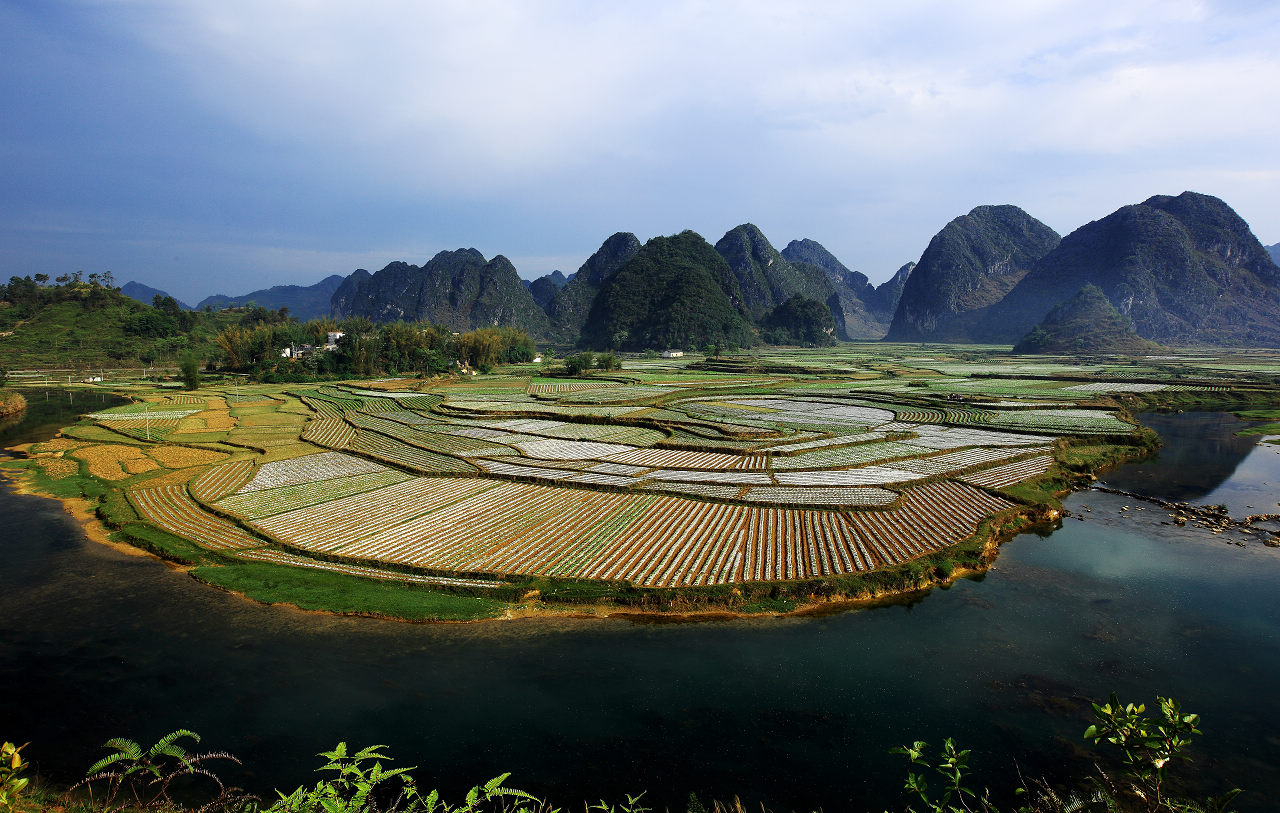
[1101,412,1258,501]
[0,388,127,450]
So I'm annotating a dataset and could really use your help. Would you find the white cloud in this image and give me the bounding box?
[32,0,1280,275]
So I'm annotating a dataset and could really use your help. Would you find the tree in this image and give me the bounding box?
[179,352,201,390]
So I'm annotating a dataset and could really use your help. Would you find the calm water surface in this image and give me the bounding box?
[2,407,1279,810]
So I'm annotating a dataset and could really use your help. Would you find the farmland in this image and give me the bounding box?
[13,343,1280,619]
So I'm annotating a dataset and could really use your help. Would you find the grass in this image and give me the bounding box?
[116,523,230,565]
[190,561,508,621]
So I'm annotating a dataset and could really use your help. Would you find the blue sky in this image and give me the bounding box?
[2,1,1277,304]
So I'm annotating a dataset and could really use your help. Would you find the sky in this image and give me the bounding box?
[2,0,1278,304]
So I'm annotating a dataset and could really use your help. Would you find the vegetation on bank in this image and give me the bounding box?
[1,692,1242,812]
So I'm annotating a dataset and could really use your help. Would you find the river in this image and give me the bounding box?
[2,404,1279,810]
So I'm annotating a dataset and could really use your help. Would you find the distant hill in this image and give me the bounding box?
[714,225,843,336]
[780,239,906,338]
[121,281,191,310]
[527,270,568,310]
[546,232,642,345]
[579,230,755,351]
[1013,284,1161,354]
[1268,243,1279,264]
[330,250,550,336]
[873,262,914,316]
[197,275,345,321]
[0,279,222,368]
[982,192,1280,345]
[885,205,1061,342]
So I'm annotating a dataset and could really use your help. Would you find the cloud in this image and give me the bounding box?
[6,0,1279,288]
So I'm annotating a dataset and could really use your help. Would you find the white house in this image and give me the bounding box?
[324,331,345,350]
[661,349,684,358]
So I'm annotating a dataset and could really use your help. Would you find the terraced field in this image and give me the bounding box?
[70,347,1206,600]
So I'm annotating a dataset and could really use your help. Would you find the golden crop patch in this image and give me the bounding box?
[124,457,161,475]
[147,446,229,469]
[38,458,79,480]
[71,444,148,480]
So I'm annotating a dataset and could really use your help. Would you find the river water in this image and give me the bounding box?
[2,406,1279,810]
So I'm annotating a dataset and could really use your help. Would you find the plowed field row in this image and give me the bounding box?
[350,429,477,474]
[236,547,502,588]
[245,478,1009,587]
[739,486,897,507]
[770,440,925,470]
[190,460,256,502]
[256,478,499,547]
[301,417,355,449]
[393,394,444,410]
[299,395,344,418]
[766,432,888,454]
[238,451,386,493]
[526,382,614,394]
[603,447,766,470]
[130,485,263,551]
[885,446,1048,476]
[958,455,1055,489]
[216,469,412,520]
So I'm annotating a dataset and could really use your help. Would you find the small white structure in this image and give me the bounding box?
[324,331,345,350]
[533,355,543,363]
[661,349,684,358]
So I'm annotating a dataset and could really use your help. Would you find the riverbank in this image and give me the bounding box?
[0,391,26,418]
[0,432,1143,624]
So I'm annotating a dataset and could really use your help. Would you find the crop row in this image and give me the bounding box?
[299,395,344,418]
[130,485,263,551]
[1063,382,1169,392]
[774,466,928,486]
[737,486,897,507]
[980,409,1132,434]
[638,482,743,500]
[884,446,1050,477]
[560,385,676,403]
[97,418,182,441]
[217,469,413,520]
[836,480,1011,571]
[513,438,634,461]
[256,478,501,548]
[958,454,1055,489]
[393,394,443,410]
[301,417,355,449]
[899,425,1054,451]
[237,451,389,493]
[165,394,205,404]
[89,409,198,422]
[338,485,638,573]
[349,412,506,455]
[603,447,766,470]
[222,392,280,404]
[242,476,1011,587]
[190,460,256,502]
[350,430,477,474]
[375,409,442,426]
[235,547,502,588]
[724,398,897,427]
[766,431,888,454]
[526,382,614,394]
[643,469,772,484]
[770,440,925,470]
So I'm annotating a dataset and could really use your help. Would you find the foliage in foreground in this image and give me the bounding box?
[894,694,1240,813]
[22,694,1241,813]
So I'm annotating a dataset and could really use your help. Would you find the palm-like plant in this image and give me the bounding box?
[70,729,251,813]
